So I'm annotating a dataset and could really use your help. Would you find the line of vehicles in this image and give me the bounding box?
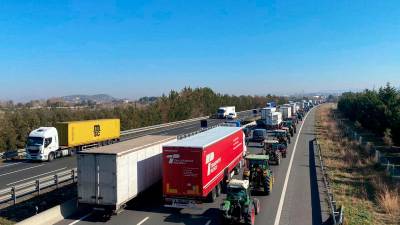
[20,99,322,225]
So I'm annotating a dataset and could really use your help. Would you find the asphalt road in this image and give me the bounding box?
[0,111,254,190]
[55,107,329,225]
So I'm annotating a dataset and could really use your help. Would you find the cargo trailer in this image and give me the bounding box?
[77,135,177,213]
[163,126,246,208]
[26,119,120,161]
[279,106,292,119]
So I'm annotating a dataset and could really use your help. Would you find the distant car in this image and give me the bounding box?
[226,112,237,119]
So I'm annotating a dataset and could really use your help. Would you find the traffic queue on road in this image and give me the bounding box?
[71,99,319,225]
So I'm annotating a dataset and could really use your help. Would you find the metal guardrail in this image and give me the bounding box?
[120,116,209,135]
[0,168,77,205]
[316,140,344,225]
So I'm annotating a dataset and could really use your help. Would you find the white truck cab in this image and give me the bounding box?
[217,106,236,119]
[26,127,60,161]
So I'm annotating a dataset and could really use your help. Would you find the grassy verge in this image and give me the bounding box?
[315,103,399,225]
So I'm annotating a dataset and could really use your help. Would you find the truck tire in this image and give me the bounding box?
[206,188,217,203]
[48,152,55,162]
[216,183,222,197]
[244,204,255,225]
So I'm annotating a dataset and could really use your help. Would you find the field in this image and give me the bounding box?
[315,103,399,225]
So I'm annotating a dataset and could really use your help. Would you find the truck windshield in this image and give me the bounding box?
[27,137,43,146]
[217,109,225,114]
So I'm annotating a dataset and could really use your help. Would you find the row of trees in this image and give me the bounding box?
[338,83,400,145]
[0,87,288,152]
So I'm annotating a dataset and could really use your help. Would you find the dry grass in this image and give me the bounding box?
[315,103,400,225]
[376,185,399,217]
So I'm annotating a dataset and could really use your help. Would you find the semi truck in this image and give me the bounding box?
[77,135,177,214]
[258,108,282,129]
[25,119,120,161]
[279,106,292,119]
[163,126,246,208]
[266,102,276,108]
[217,106,236,119]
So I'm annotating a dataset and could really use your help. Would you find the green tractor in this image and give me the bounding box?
[220,179,260,225]
[282,120,296,137]
[263,139,282,165]
[243,154,274,195]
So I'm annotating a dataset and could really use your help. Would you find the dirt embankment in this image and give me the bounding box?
[315,103,399,225]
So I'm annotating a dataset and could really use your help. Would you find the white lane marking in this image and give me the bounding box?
[68,212,93,225]
[137,216,150,225]
[6,167,67,186]
[0,164,46,177]
[205,220,212,225]
[273,108,313,225]
[0,161,28,169]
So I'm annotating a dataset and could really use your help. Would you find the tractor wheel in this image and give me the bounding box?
[264,176,271,195]
[206,187,217,203]
[253,198,260,215]
[275,152,281,165]
[244,204,255,225]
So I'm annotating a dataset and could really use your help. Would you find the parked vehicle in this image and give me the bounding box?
[26,119,120,162]
[163,126,246,208]
[243,154,274,195]
[220,179,260,225]
[217,106,236,119]
[77,135,177,214]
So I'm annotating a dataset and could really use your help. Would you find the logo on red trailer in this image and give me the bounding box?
[206,152,221,176]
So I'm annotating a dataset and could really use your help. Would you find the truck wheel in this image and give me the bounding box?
[216,183,222,197]
[206,188,217,203]
[244,204,255,225]
[48,152,55,162]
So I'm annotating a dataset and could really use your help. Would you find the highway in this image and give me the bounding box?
[0,111,254,190]
[54,107,330,225]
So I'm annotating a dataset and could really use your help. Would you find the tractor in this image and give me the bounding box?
[220,179,260,225]
[282,120,296,137]
[263,139,286,164]
[267,129,291,145]
[243,154,274,195]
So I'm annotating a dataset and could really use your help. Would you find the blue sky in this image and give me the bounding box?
[1,0,400,101]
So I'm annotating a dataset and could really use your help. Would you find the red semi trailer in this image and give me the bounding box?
[163,126,246,208]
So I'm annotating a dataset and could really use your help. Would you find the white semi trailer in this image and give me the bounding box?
[77,135,177,213]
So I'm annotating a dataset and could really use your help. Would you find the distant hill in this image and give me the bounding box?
[61,94,118,104]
